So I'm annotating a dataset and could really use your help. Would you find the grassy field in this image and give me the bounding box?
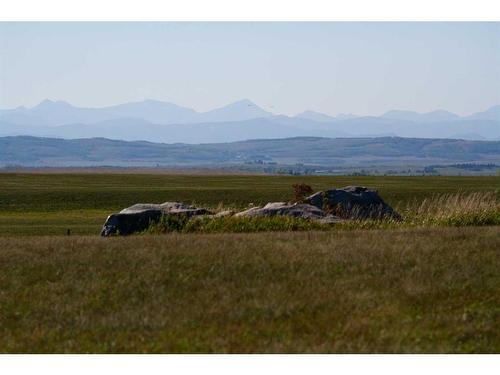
[0,173,498,236]
[1,227,499,353]
[0,173,499,353]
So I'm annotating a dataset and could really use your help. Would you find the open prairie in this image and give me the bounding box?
[0,173,499,353]
[1,227,499,353]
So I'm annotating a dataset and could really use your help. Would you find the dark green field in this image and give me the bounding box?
[0,173,498,236]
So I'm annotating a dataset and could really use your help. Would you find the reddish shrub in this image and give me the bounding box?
[292,183,313,202]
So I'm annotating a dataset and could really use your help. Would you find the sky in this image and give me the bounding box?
[0,22,499,116]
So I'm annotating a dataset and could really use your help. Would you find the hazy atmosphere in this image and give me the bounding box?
[1,11,500,358]
[1,22,499,116]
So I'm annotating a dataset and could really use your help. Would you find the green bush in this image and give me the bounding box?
[145,214,190,234]
[146,215,329,234]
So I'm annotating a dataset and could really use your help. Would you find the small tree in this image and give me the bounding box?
[292,183,313,203]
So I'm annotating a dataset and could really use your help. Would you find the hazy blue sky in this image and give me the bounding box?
[0,22,498,116]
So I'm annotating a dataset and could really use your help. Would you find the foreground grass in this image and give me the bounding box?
[0,173,498,236]
[1,226,499,353]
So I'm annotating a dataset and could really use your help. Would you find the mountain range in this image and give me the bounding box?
[0,98,274,127]
[0,99,499,143]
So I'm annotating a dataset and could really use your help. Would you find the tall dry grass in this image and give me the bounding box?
[146,191,500,234]
[400,191,500,227]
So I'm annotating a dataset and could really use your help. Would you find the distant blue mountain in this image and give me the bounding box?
[295,110,357,122]
[466,104,500,121]
[0,98,272,127]
[0,100,499,142]
[195,99,273,123]
[381,109,460,122]
[295,110,337,122]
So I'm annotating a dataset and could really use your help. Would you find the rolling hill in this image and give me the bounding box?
[1,135,499,168]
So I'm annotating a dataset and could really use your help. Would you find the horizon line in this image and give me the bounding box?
[1,98,498,119]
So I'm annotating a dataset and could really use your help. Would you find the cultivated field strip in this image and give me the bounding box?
[0,174,498,236]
